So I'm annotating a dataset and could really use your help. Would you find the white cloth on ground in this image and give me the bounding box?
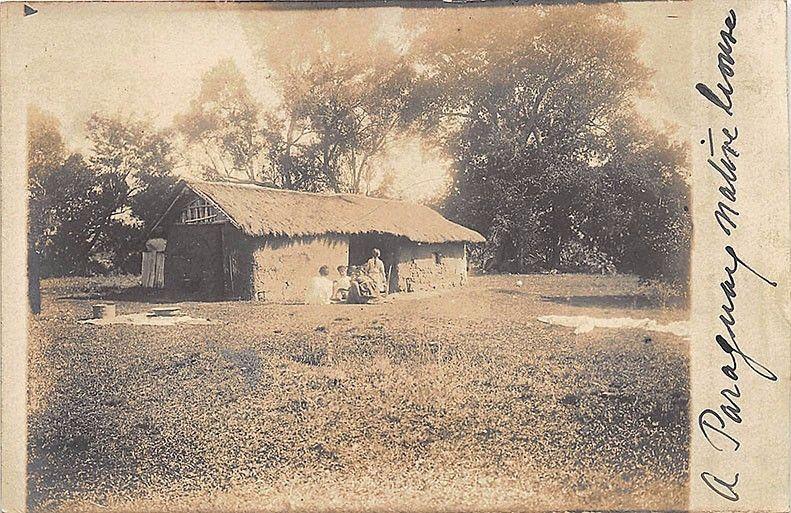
[79,313,222,326]
[537,314,689,338]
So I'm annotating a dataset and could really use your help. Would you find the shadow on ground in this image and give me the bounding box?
[539,294,684,310]
[57,286,227,304]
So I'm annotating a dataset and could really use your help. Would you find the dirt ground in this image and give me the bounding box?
[28,274,689,512]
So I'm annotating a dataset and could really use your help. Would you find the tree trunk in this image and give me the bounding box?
[282,116,297,188]
[27,237,41,314]
[546,233,563,271]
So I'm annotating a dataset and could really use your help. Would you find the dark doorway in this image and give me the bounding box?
[165,224,225,299]
[348,234,401,293]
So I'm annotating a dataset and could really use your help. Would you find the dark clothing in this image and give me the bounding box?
[347,276,380,304]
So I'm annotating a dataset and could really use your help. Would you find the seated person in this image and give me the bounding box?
[305,265,334,305]
[332,265,352,301]
[347,267,381,304]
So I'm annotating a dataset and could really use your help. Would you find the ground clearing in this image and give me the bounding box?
[28,274,689,512]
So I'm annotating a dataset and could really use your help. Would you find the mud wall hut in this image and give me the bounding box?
[154,181,485,302]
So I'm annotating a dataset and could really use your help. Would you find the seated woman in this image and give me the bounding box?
[305,265,334,305]
[346,266,380,304]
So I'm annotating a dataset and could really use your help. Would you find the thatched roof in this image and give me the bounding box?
[176,181,485,244]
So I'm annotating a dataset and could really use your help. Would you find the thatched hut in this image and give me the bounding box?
[153,181,485,302]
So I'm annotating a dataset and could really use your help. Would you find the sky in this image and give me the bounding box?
[16,1,693,201]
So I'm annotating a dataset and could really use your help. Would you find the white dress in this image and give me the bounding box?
[305,276,334,304]
[363,257,387,293]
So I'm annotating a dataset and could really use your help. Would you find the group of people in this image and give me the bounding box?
[306,248,387,305]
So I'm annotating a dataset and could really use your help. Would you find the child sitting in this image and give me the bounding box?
[332,265,352,301]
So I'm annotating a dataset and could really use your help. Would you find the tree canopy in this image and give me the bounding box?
[28,111,179,276]
[28,5,691,285]
[402,6,691,283]
[176,54,416,194]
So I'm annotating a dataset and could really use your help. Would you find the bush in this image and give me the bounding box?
[559,241,616,275]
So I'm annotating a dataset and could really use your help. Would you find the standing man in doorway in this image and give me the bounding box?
[363,248,387,293]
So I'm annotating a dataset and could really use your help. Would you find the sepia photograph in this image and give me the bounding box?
[6,0,784,511]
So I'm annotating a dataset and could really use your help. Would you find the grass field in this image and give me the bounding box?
[28,274,689,512]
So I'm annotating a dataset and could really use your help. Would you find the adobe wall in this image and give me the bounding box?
[395,242,467,292]
[250,234,349,303]
[163,224,467,300]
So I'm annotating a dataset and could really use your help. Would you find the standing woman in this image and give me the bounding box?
[363,248,387,293]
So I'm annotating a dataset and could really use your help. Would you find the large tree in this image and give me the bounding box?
[177,57,415,194]
[84,114,180,272]
[404,5,691,283]
[27,108,104,276]
[175,59,275,184]
[27,110,179,276]
[214,10,422,194]
[277,58,415,193]
[28,106,67,270]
